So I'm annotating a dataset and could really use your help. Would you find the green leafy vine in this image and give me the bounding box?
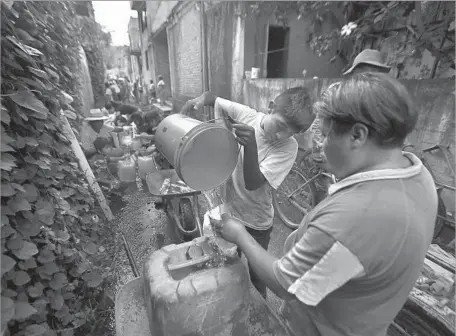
[1,2,113,335]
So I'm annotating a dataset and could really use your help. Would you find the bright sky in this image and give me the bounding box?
[92,1,137,46]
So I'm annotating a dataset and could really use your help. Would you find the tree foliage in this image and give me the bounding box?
[1,2,113,335]
[249,1,455,78]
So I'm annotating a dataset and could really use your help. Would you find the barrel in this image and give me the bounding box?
[155,114,238,191]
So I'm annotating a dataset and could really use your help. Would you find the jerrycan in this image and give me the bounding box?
[155,114,239,191]
[143,236,250,336]
[137,154,158,180]
[117,156,136,182]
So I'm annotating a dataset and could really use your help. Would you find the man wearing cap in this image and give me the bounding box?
[343,49,391,76]
[80,109,123,158]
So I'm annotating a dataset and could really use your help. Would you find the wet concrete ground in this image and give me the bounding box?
[102,178,293,335]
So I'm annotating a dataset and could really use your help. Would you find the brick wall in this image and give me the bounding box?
[170,5,202,98]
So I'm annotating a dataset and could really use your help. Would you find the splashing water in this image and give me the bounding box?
[201,187,231,266]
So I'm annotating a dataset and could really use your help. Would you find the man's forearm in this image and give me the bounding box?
[243,143,266,191]
[237,232,293,300]
[202,91,218,108]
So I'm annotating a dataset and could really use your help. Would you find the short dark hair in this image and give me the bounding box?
[274,87,315,132]
[105,102,113,110]
[150,80,154,83]
[144,110,160,124]
[158,75,164,81]
[313,73,417,147]
[130,111,143,126]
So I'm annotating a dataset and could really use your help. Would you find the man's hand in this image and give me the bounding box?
[211,213,247,245]
[180,91,217,115]
[232,123,256,147]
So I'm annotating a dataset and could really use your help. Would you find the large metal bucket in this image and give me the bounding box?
[155,114,238,191]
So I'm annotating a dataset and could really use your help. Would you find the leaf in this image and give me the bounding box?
[55,230,70,242]
[37,248,55,264]
[13,270,31,286]
[50,292,64,310]
[14,135,26,149]
[11,168,27,183]
[37,262,59,275]
[374,11,386,23]
[1,214,10,226]
[83,242,97,255]
[15,217,41,238]
[45,67,59,80]
[11,183,26,193]
[7,196,31,213]
[24,323,48,335]
[12,241,39,260]
[16,28,35,42]
[0,143,14,152]
[1,224,16,239]
[25,137,39,147]
[2,289,17,298]
[0,107,10,126]
[27,282,45,298]
[18,257,37,270]
[6,237,24,250]
[23,183,39,203]
[49,272,67,290]
[28,66,49,79]
[83,271,103,288]
[1,296,15,325]
[449,21,455,32]
[63,110,77,120]
[1,254,16,276]
[10,90,49,119]
[14,301,37,320]
[1,183,16,197]
[0,153,17,171]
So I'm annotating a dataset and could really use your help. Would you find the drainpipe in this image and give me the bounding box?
[200,1,212,120]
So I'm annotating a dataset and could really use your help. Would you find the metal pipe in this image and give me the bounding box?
[121,232,140,277]
[200,1,212,120]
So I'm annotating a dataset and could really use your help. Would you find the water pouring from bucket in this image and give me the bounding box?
[155,114,239,191]
[154,114,239,255]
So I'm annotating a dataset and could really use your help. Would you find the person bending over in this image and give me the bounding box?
[182,87,315,298]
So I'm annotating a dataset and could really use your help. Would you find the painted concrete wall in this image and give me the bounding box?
[168,3,202,98]
[206,1,234,100]
[243,11,344,79]
[242,78,455,211]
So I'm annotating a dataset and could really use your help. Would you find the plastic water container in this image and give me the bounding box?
[155,114,238,191]
[137,155,158,180]
[143,237,250,336]
[117,157,136,182]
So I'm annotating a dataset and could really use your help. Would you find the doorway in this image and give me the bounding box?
[266,25,290,78]
[153,29,171,101]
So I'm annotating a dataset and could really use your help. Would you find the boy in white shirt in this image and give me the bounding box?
[182,88,315,297]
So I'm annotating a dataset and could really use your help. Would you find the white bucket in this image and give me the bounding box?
[155,114,239,191]
[251,67,260,79]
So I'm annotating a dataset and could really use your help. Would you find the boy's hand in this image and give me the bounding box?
[232,123,256,147]
[181,92,217,115]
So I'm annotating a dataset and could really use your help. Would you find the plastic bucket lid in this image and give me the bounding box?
[176,123,238,191]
